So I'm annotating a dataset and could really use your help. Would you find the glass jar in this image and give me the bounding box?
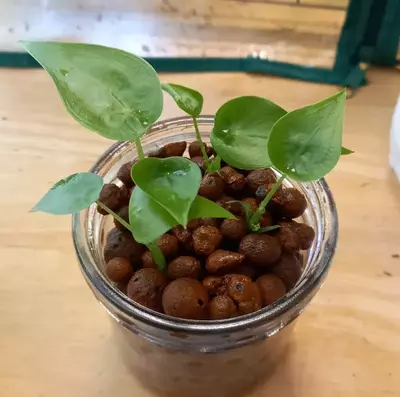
[72,116,338,397]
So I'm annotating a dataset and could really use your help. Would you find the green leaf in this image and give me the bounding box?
[256,225,280,234]
[341,146,354,155]
[268,90,346,182]
[31,172,103,215]
[211,96,287,170]
[21,41,163,141]
[129,187,178,244]
[161,83,203,117]
[206,155,221,173]
[189,196,235,220]
[129,192,234,244]
[131,157,202,225]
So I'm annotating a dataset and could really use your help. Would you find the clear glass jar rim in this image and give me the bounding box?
[72,116,338,334]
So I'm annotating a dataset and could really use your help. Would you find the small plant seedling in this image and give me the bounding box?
[162,83,211,169]
[26,40,353,274]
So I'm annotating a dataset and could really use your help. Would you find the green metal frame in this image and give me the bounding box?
[0,0,398,88]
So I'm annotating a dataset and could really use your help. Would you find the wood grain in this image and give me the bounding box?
[0,67,399,397]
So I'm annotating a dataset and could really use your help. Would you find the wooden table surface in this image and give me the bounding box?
[0,67,399,397]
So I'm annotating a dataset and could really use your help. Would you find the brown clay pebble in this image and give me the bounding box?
[171,225,193,250]
[119,185,131,207]
[192,226,222,256]
[242,197,258,213]
[209,295,238,320]
[189,217,220,230]
[188,141,213,158]
[255,183,284,208]
[162,278,209,319]
[220,217,247,240]
[141,251,156,268]
[260,212,273,227]
[297,223,315,250]
[157,234,179,257]
[206,249,245,274]
[127,268,168,312]
[187,219,200,231]
[161,141,187,157]
[275,188,307,219]
[239,234,281,267]
[237,283,262,315]
[235,265,257,279]
[246,169,276,193]
[220,166,246,191]
[191,156,206,173]
[199,218,221,228]
[97,183,123,215]
[116,162,135,188]
[278,221,315,253]
[167,256,201,280]
[272,253,302,289]
[114,205,129,230]
[221,274,262,315]
[105,257,133,283]
[198,173,225,200]
[256,274,286,306]
[217,195,244,216]
[203,276,223,295]
[104,228,145,265]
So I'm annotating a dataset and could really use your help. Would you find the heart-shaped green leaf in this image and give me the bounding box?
[161,83,203,117]
[211,96,287,170]
[21,41,163,141]
[129,191,234,244]
[131,157,202,225]
[129,187,178,244]
[31,172,103,214]
[341,146,354,155]
[188,196,235,220]
[268,90,346,182]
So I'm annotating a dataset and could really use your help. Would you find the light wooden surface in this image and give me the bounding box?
[0,67,400,397]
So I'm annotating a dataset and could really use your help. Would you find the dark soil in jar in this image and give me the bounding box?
[99,140,314,320]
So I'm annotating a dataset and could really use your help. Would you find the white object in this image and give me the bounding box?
[390,96,400,181]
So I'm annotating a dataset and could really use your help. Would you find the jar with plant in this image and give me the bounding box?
[24,40,352,396]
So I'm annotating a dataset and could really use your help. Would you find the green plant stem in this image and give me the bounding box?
[250,174,286,225]
[147,241,166,271]
[96,200,132,231]
[135,138,145,161]
[97,200,167,270]
[192,116,210,168]
[256,225,280,234]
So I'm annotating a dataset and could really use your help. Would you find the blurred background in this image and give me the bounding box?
[1,0,399,87]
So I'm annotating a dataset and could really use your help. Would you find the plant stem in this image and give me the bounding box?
[256,225,281,234]
[147,241,166,271]
[97,200,167,271]
[96,200,132,231]
[250,174,286,225]
[192,116,210,168]
[135,138,145,161]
